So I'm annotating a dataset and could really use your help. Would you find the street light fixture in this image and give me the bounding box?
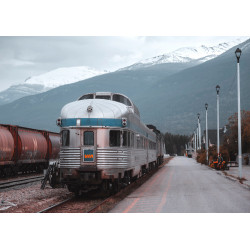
[216,85,220,94]
[216,85,220,155]
[235,48,242,63]
[235,48,242,179]
[205,103,208,164]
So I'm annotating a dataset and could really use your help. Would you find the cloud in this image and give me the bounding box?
[0,36,246,91]
[1,59,35,67]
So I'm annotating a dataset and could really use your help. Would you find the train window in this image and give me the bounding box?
[113,94,132,106]
[61,130,70,146]
[78,94,94,100]
[149,141,155,150]
[131,133,134,148]
[123,131,127,147]
[128,132,131,147]
[133,105,140,117]
[110,130,120,147]
[84,131,94,146]
[113,94,123,104]
[96,95,111,100]
[137,136,143,149]
[125,98,132,106]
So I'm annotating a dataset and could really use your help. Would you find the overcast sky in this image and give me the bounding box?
[0,36,247,91]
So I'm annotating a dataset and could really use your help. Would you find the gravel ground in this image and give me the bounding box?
[0,183,71,213]
[46,198,104,213]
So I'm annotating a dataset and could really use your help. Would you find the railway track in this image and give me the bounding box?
[36,158,172,213]
[37,197,107,213]
[37,197,74,213]
[86,196,114,213]
[0,175,44,190]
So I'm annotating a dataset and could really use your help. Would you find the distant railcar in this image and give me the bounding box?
[0,124,60,177]
[57,92,165,195]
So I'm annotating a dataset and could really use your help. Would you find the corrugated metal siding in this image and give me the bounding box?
[97,148,129,169]
[60,147,81,168]
[59,147,157,170]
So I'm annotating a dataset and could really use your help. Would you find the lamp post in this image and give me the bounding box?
[205,103,208,164]
[196,125,198,149]
[235,48,242,179]
[216,85,220,155]
[194,130,196,153]
[197,113,201,150]
[194,131,196,153]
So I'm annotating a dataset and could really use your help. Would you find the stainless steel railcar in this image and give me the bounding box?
[57,92,165,194]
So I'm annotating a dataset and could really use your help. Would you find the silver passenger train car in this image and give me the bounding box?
[56,92,165,194]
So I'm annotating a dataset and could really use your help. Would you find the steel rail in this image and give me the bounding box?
[0,176,43,190]
[37,197,74,213]
[86,196,113,213]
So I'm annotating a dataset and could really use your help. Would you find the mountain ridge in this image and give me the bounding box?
[0,38,249,135]
[118,38,248,71]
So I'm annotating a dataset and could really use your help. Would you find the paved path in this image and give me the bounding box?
[110,157,250,213]
[225,165,250,185]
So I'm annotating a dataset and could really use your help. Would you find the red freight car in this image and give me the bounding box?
[0,126,15,167]
[0,124,60,177]
[48,132,60,161]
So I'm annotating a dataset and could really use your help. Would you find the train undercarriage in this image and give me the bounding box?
[55,156,164,196]
[0,162,48,178]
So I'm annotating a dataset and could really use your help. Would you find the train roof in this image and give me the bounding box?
[77,92,140,117]
[61,99,131,120]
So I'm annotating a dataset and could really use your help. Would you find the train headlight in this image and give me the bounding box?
[56,118,61,126]
[87,105,93,112]
[76,119,81,126]
[122,118,127,127]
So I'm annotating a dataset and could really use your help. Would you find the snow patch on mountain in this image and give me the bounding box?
[119,38,249,71]
[25,66,108,88]
[0,84,50,105]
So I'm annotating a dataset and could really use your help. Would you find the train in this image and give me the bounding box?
[0,124,60,177]
[56,92,165,195]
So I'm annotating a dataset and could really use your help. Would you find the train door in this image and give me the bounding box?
[81,129,97,165]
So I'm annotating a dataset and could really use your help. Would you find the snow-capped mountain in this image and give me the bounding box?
[0,66,108,105]
[119,38,248,71]
[24,66,108,88]
[0,38,248,106]
[0,84,50,105]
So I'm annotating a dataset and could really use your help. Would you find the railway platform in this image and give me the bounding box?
[110,156,250,213]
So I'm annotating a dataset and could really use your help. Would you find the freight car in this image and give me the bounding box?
[0,124,60,177]
[56,92,165,195]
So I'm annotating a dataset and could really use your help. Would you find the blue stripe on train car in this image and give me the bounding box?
[61,118,156,142]
[61,118,123,127]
